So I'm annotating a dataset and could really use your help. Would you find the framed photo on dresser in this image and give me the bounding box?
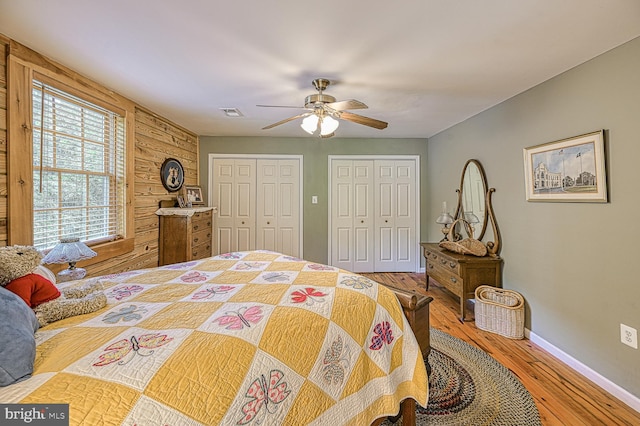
[184,185,204,205]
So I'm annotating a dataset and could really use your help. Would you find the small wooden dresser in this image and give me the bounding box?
[157,207,214,266]
[421,242,502,321]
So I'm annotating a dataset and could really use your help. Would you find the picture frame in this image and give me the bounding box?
[523,130,607,202]
[176,195,186,208]
[160,158,185,192]
[184,185,204,205]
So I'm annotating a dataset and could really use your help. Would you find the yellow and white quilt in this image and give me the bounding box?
[0,250,428,425]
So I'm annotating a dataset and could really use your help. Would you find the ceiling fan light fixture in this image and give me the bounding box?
[320,115,339,136]
[301,114,318,134]
[259,78,387,136]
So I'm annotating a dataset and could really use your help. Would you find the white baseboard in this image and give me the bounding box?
[526,328,640,413]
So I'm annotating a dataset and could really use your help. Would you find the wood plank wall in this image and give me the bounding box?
[0,39,8,244]
[0,35,200,277]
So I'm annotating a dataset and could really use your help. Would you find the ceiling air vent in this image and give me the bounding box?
[220,108,243,117]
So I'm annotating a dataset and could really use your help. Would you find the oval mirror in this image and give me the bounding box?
[457,159,488,239]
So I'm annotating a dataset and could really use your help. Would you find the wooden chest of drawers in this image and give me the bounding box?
[421,242,502,321]
[158,208,213,266]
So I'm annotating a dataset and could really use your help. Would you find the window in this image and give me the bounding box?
[32,81,126,250]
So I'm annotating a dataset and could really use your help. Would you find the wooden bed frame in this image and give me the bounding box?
[372,287,433,426]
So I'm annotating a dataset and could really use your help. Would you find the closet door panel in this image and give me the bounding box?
[275,160,300,256]
[217,227,232,254]
[212,159,236,254]
[393,160,416,271]
[331,160,354,269]
[352,160,374,272]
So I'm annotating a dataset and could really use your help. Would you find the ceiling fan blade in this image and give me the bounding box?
[325,99,368,111]
[339,111,388,130]
[257,104,308,109]
[262,112,312,130]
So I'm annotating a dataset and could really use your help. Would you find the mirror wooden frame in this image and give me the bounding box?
[453,159,501,257]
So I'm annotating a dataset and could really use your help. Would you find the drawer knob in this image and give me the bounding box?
[193,238,199,243]
[440,259,447,265]
[450,277,457,283]
[449,262,456,268]
[207,221,211,226]
[242,221,245,224]
[428,264,433,269]
[193,225,199,230]
[361,220,364,223]
[267,221,270,225]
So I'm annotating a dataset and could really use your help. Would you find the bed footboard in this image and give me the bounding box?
[368,286,432,426]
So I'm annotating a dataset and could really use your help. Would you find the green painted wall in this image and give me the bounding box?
[428,37,640,399]
[198,137,428,264]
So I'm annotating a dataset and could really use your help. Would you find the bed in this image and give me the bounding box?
[0,250,429,425]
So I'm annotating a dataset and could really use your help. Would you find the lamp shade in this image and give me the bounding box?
[320,115,339,136]
[42,238,97,265]
[300,114,319,134]
[435,212,454,225]
[464,211,480,224]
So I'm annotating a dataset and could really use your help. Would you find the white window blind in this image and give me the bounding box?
[32,80,126,250]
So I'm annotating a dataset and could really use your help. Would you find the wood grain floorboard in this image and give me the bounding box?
[362,272,640,426]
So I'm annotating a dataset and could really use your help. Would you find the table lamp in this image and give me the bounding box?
[436,201,454,241]
[42,238,97,282]
[464,211,480,238]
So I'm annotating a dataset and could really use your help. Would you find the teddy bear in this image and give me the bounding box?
[0,245,107,327]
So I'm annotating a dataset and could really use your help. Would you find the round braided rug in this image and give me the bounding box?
[385,328,541,426]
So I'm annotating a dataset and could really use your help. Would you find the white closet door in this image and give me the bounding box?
[331,160,354,270]
[212,158,256,254]
[330,159,374,272]
[375,160,416,272]
[256,159,300,256]
[353,160,375,272]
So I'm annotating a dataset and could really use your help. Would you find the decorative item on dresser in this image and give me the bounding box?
[156,202,215,266]
[423,159,503,321]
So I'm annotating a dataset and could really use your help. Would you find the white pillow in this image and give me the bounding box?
[33,265,56,285]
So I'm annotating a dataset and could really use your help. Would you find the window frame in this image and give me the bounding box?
[8,54,135,265]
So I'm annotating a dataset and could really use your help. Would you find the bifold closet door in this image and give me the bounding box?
[375,160,416,272]
[212,159,256,254]
[330,159,375,272]
[330,157,417,272]
[256,159,300,257]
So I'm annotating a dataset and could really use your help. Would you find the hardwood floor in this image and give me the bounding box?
[362,272,640,426]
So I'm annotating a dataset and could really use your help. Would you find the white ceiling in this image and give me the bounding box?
[1,0,639,139]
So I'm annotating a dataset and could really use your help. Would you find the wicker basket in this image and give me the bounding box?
[474,285,525,339]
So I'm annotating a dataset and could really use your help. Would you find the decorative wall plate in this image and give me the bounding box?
[160,158,184,192]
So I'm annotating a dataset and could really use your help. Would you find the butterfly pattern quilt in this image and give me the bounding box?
[0,250,428,425]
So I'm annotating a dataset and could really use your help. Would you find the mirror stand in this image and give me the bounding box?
[453,159,501,257]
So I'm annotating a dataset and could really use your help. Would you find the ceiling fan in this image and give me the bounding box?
[258,78,388,138]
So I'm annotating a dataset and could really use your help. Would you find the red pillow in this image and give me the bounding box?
[4,273,61,308]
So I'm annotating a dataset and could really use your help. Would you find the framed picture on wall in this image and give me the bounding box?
[160,158,185,192]
[523,130,607,202]
[184,185,204,205]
